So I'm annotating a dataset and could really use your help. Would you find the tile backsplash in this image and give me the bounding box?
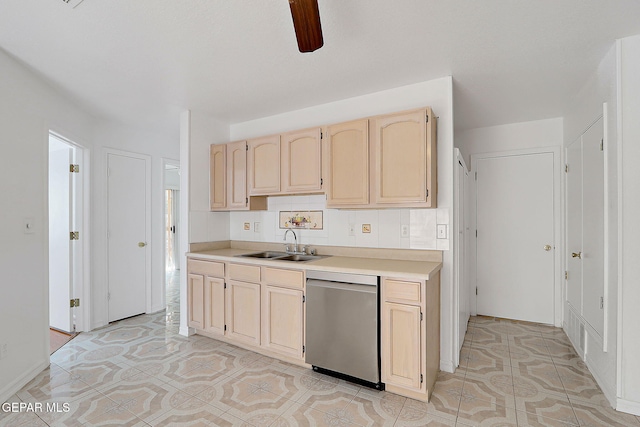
[229,195,449,250]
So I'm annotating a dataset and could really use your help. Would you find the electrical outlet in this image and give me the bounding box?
[348,224,355,236]
[401,225,409,237]
[437,224,448,239]
[254,222,261,233]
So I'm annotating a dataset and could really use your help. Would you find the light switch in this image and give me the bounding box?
[254,222,261,233]
[437,224,448,239]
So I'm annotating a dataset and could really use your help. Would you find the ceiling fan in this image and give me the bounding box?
[288,0,324,52]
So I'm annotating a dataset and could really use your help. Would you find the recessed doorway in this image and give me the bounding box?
[164,160,180,327]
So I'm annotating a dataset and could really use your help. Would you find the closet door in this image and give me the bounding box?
[566,140,583,313]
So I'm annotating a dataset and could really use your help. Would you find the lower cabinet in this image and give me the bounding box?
[187,273,205,329]
[262,285,304,359]
[381,272,441,402]
[204,276,225,336]
[226,279,261,346]
[187,259,225,330]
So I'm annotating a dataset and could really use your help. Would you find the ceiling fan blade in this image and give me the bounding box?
[288,0,324,52]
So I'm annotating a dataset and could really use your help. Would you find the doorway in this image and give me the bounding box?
[472,148,561,325]
[48,133,85,349]
[164,161,180,325]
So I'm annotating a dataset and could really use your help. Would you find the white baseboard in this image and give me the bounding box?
[179,326,192,337]
[616,398,640,416]
[0,359,49,404]
[585,358,617,408]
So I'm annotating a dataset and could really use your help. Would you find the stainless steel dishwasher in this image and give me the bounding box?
[305,270,383,389]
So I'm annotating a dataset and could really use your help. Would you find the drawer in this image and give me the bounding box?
[228,263,261,283]
[187,259,225,278]
[262,267,304,289]
[383,278,422,304]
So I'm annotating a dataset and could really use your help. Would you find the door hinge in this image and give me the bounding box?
[420,312,423,321]
[565,164,569,173]
[476,287,478,296]
[320,178,323,186]
[600,297,604,309]
[565,271,569,280]
[245,197,248,204]
[320,131,323,139]
[69,298,80,308]
[303,345,306,353]
[475,230,478,238]
[426,189,429,198]
[245,144,248,151]
[600,139,604,151]
[420,374,424,383]
[426,114,429,123]
[302,295,305,303]
[224,325,227,331]
[224,282,227,289]
[69,164,80,173]
[70,231,80,240]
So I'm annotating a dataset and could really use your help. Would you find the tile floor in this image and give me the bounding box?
[2,273,640,426]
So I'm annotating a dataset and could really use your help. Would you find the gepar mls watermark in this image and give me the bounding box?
[1,402,70,413]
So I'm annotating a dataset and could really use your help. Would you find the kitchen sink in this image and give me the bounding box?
[237,251,288,259]
[235,251,328,262]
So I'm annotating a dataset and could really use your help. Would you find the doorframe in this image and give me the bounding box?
[48,129,91,333]
[453,148,470,362]
[104,148,152,317]
[470,146,563,326]
[162,157,180,310]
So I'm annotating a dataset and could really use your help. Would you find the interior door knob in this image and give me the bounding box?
[572,252,582,259]
[138,242,147,248]
[544,245,552,251]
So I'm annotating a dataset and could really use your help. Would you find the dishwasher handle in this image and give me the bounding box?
[307,278,377,294]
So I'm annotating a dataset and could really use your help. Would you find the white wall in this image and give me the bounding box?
[562,42,619,407]
[456,117,563,167]
[228,77,457,372]
[617,34,640,415]
[0,47,95,403]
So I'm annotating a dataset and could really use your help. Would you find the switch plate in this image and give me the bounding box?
[401,225,409,237]
[437,224,448,239]
[254,222,261,233]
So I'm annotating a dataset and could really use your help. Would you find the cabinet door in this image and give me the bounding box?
[227,140,248,210]
[248,135,281,195]
[381,302,422,390]
[372,108,436,206]
[262,286,304,359]
[281,127,322,193]
[187,273,205,329]
[326,119,369,206]
[204,276,225,336]
[226,280,261,345]
[210,144,226,210]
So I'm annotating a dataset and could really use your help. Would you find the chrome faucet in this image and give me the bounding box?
[283,229,298,254]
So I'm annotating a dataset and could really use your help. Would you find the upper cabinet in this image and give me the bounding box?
[281,127,323,193]
[371,108,437,208]
[325,119,369,207]
[248,135,281,195]
[209,107,437,211]
[209,144,226,210]
[210,141,267,211]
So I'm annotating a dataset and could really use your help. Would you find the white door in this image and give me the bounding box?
[49,138,73,332]
[456,153,470,351]
[108,153,148,322]
[476,152,555,324]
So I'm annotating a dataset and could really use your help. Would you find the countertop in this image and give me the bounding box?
[187,248,442,281]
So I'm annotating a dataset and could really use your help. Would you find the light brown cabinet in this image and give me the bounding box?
[325,119,369,207]
[261,266,305,359]
[247,135,281,195]
[226,279,261,346]
[210,141,267,211]
[281,127,323,193]
[372,108,437,207]
[209,144,226,210]
[187,259,225,331]
[381,272,440,402]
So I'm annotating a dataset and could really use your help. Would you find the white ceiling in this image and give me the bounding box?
[1,1,639,134]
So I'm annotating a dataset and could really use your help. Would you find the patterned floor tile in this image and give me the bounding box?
[0,411,49,427]
[456,400,518,426]
[462,374,516,408]
[395,406,456,426]
[514,392,578,426]
[464,346,513,375]
[279,402,357,426]
[337,391,404,426]
[570,399,640,426]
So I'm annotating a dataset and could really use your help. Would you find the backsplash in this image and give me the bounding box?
[229,194,449,251]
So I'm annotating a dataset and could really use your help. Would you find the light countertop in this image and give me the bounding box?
[187,248,442,281]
